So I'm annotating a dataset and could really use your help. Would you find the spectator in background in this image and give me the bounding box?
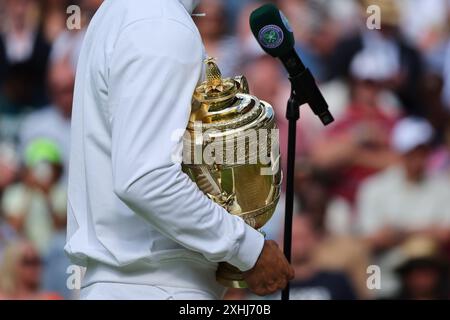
[398,0,448,56]
[278,0,314,46]
[194,0,240,76]
[310,49,399,205]
[357,117,450,296]
[428,121,450,176]
[1,139,66,255]
[80,0,104,21]
[444,41,450,110]
[41,0,102,55]
[39,0,73,43]
[234,1,266,64]
[40,0,104,43]
[390,236,449,300]
[294,168,371,299]
[19,58,75,177]
[358,118,450,249]
[0,240,62,299]
[50,27,85,73]
[313,0,361,35]
[328,0,424,116]
[279,0,341,82]
[0,5,5,86]
[284,214,357,300]
[0,224,17,266]
[0,142,19,262]
[0,0,51,112]
[0,141,19,198]
[0,138,71,299]
[221,0,253,32]
[422,1,450,133]
[51,1,104,70]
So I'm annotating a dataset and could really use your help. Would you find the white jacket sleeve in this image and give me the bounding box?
[108,19,264,271]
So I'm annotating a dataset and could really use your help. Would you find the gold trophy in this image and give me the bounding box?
[182,58,282,288]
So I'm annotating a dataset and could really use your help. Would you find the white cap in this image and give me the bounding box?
[391,117,434,154]
[350,47,399,82]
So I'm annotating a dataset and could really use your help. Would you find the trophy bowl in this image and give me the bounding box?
[182,58,282,288]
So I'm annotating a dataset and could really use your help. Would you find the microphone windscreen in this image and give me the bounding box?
[249,3,295,58]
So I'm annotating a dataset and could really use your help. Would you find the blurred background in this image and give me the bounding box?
[1,0,450,300]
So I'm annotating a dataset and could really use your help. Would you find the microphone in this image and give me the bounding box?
[249,3,334,125]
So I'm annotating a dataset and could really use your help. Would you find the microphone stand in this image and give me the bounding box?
[281,88,302,301]
[281,65,334,300]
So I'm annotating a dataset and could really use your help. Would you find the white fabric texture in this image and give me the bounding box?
[65,0,264,296]
[80,282,219,300]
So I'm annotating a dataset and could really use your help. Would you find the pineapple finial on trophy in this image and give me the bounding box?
[204,57,224,94]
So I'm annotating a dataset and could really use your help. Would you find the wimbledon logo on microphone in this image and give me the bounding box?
[258,24,284,49]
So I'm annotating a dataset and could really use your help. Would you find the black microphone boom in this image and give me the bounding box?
[281,51,334,125]
[250,4,334,125]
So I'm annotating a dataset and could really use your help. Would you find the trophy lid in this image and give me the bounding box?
[189,58,272,133]
[193,57,240,108]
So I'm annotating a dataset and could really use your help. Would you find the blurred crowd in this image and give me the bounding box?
[1,0,450,300]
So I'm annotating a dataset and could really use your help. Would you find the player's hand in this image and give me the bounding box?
[243,240,294,296]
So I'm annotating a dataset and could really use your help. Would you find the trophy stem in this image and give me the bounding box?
[216,262,247,289]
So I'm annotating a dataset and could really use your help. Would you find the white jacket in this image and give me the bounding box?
[65,0,264,295]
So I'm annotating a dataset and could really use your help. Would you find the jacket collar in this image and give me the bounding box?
[178,0,200,14]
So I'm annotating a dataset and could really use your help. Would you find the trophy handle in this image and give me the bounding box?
[234,76,250,94]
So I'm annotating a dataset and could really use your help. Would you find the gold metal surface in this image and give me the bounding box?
[182,58,281,288]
